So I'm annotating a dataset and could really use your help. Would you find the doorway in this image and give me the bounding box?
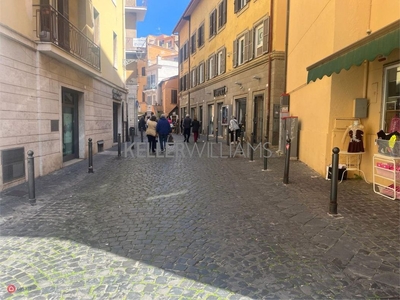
[62,88,79,162]
[208,104,214,135]
[236,98,246,130]
[113,102,119,142]
[253,95,264,143]
[217,102,223,136]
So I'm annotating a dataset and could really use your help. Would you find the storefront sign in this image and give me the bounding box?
[112,89,122,101]
[213,86,227,97]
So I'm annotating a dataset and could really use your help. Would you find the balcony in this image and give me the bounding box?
[125,0,147,21]
[144,84,157,91]
[35,5,101,72]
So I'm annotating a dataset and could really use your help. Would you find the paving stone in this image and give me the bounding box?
[0,139,398,299]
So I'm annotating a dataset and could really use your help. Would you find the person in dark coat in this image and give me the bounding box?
[191,117,200,143]
[156,114,172,152]
[183,114,192,143]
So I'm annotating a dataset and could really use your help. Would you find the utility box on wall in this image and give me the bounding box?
[354,98,368,118]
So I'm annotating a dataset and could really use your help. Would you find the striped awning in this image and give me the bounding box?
[307,21,400,83]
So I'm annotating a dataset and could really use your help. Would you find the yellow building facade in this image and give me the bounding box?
[174,0,287,144]
[0,0,128,190]
[286,0,400,182]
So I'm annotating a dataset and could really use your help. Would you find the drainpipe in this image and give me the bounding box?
[183,15,191,116]
[284,0,290,94]
[266,0,274,145]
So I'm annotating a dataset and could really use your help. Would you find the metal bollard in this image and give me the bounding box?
[249,133,254,161]
[207,126,209,141]
[263,137,268,170]
[283,138,291,184]
[118,133,121,157]
[215,128,218,143]
[88,138,94,173]
[226,127,229,146]
[27,150,36,205]
[329,147,340,214]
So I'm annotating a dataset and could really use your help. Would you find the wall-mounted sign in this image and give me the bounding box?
[112,89,122,101]
[213,86,227,97]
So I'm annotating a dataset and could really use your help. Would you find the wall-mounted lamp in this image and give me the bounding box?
[252,76,261,80]
[235,82,244,90]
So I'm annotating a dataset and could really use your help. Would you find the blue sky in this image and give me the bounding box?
[137,0,191,37]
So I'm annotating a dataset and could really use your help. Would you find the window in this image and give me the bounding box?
[233,31,250,67]
[234,0,248,13]
[209,9,217,38]
[159,40,164,47]
[198,62,205,84]
[198,23,205,48]
[255,24,263,51]
[113,32,117,68]
[191,32,197,54]
[218,0,227,30]
[191,68,197,88]
[180,74,189,91]
[217,48,226,75]
[93,8,100,45]
[383,64,400,132]
[183,41,189,60]
[238,36,245,65]
[171,90,178,104]
[141,67,146,76]
[207,55,215,80]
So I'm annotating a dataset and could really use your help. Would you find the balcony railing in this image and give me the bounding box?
[126,0,147,8]
[144,84,157,91]
[35,5,101,71]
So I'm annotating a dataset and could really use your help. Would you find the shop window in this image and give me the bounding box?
[383,64,400,133]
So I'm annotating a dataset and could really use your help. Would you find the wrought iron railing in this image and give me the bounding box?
[35,5,101,71]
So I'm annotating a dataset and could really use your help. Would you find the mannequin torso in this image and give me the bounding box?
[342,120,365,152]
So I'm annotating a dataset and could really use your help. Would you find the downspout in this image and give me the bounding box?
[266,0,274,145]
[183,16,191,116]
[284,0,290,94]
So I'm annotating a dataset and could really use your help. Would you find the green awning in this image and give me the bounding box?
[307,22,400,83]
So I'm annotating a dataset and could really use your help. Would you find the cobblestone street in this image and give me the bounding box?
[0,134,399,299]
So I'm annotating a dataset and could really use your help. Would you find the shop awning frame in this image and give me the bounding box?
[307,21,400,83]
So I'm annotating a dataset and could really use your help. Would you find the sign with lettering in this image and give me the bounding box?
[213,86,227,97]
[112,89,122,101]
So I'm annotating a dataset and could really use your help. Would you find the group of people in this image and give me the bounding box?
[139,113,172,154]
[181,114,200,143]
[138,113,241,151]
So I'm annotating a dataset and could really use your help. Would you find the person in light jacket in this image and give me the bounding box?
[229,116,240,144]
[146,115,157,153]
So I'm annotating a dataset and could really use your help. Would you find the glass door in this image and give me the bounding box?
[62,88,78,162]
[208,104,214,135]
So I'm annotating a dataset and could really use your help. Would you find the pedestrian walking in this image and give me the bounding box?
[156,114,171,152]
[180,118,183,135]
[139,116,146,142]
[146,115,157,154]
[229,115,240,144]
[183,114,192,143]
[192,117,200,143]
